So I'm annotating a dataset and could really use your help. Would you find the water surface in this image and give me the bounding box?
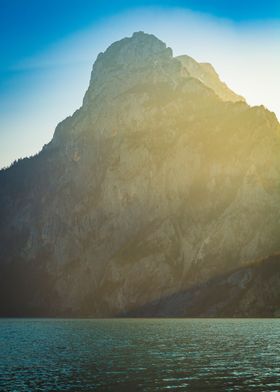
[1,319,280,391]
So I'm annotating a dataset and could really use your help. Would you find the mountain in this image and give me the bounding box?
[1,31,280,317]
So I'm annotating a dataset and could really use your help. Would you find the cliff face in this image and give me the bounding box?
[1,32,280,317]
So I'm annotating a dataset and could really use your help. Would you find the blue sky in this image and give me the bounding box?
[1,0,280,168]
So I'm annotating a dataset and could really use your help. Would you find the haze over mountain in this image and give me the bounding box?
[1,32,280,317]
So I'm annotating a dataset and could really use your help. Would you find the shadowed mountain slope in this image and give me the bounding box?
[0,32,280,317]
[123,254,280,318]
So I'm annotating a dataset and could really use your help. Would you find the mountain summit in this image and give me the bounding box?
[1,32,280,317]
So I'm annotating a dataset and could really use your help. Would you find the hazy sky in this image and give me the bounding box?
[1,0,280,168]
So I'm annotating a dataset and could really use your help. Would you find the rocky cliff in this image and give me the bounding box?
[1,32,280,317]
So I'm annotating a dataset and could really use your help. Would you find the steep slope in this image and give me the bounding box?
[0,32,280,317]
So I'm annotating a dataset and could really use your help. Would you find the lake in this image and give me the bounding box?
[1,319,280,391]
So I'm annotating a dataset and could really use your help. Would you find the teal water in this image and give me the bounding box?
[1,319,280,391]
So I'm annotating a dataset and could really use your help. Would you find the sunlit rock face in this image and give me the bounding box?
[1,32,280,317]
[177,55,245,103]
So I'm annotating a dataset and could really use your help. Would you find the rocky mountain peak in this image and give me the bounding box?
[82,32,178,108]
[94,31,172,69]
[82,31,244,112]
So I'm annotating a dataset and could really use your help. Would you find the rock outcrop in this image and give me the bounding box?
[0,32,280,317]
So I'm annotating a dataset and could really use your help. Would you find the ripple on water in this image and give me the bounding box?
[0,319,280,391]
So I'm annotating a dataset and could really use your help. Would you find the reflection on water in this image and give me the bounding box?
[1,319,280,391]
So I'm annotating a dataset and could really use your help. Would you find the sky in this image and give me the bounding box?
[1,0,280,168]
